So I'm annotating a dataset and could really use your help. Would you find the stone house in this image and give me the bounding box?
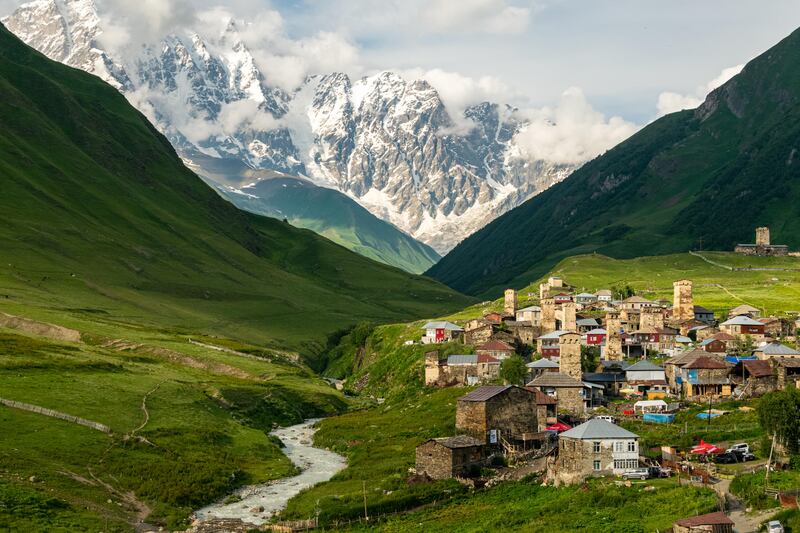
[576,317,600,333]
[504,320,538,345]
[730,359,776,397]
[754,341,800,360]
[484,312,504,324]
[758,317,785,338]
[775,358,800,390]
[424,352,500,387]
[526,372,585,414]
[734,227,789,257]
[515,305,542,327]
[476,340,515,360]
[620,295,656,312]
[698,332,736,354]
[526,358,559,380]
[553,419,640,485]
[455,385,540,444]
[575,292,597,306]
[680,356,732,398]
[421,321,463,344]
[664,349,707,393]
[464,319,494,346]
[673,512,734,533]
[720,315,765,338]
[728,304,761,319]
[415,436,487,480]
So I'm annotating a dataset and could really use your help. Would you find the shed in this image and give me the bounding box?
[673,511,734,533]
[415,436,486,480]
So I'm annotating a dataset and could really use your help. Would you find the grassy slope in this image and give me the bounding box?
[428,27,800,297]
[0,318,346,531]
[0,23,471,358]
[217,177,441,275]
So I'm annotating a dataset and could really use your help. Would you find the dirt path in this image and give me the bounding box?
[130,382,164,437]
[690,251,734,271]
[714,478,779,533]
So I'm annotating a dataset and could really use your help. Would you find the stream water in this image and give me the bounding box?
[193,419,346,526]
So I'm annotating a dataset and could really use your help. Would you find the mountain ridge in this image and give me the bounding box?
[3,0,574,254]
[427,26,800,296]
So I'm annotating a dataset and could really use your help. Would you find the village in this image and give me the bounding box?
[413,229,799,532]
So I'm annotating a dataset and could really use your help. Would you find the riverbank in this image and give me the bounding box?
[194,419,347,526]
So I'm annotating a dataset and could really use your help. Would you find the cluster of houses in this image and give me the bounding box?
[422,273,800,406]
[415,243,800,489]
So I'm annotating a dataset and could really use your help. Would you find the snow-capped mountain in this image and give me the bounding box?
[3,0,574,253]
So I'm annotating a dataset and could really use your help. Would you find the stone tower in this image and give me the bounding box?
[756,227,770,247]
[640,307,664,331]
[504,289,518,317]
[424,351,441,386]
[561,301,577,332]
[673,280,694,321]
[605,311,623,361]
[558,332,582,381]
[541,298,556,334]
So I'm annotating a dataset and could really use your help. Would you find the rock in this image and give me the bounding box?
[250,506,264,513]
[28,476,39,483]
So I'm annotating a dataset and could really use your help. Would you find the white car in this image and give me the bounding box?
[622,468,649,480]
[767,520,784,533]
[593,415,616,423]
[727,443,751,455]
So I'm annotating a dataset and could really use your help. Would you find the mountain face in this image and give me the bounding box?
[3,0,573,254]
[427,27,800,297]
[0,21,472,353]
[216,176,441,274]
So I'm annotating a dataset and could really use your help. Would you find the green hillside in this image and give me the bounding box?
[216,177,441,274]
[428,26,800,297]
[0,23,471,356]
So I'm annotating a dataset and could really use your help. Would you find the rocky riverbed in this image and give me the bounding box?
[193,419,346,526]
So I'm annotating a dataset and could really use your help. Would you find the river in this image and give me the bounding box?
[193,419,347,526]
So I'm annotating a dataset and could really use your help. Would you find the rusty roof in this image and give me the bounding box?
[674,512,734,527]
[476,340,514,352]
[740,359,773,377]
[458,385,513,402]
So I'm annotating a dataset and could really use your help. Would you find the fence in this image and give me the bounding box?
[0,398,111,434]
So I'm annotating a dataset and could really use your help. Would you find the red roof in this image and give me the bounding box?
[710,332,736,341]
[476,354,500,364]
[674,512,734,527]
[741,359,773,378]
[476,340,514,352]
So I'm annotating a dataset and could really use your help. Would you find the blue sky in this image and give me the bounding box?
[255,0,800,123]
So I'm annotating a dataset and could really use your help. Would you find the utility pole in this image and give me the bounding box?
[362,480,369,522]
[706,395,713,432]
[765,433,777,490]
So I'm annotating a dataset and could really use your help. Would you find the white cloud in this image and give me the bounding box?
[656,63,744,116]
[96,0,196,50]
[399,68,514,133]
[512,87,640,165]
[420,0,532,35]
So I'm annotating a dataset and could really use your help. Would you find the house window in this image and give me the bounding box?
[593,441,601,453]
[627,441,636,453]
[614,441,623,452]
[593,460,601,471]
[614,459,624,469]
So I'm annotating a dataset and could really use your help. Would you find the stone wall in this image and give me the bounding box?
[640,308,665,331]
[556,386,585,415]
[504,289,518,317]
[456,388,539,442]
[541,298,556,334]
[554,437,638,485]
[456,401,488,440]
[605,311,623,361]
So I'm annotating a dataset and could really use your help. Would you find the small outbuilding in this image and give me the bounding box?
[415,436,486,480]
[673,511,734,533]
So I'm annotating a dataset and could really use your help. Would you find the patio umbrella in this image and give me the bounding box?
[546,422,572,432]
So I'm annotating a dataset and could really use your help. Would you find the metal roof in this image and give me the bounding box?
[458,385,513,402]
[476,340,514,351]
[577,318,599,326]
[517,305,542,312]
[674,512,734,528]
[676,335,693,343]
[446,354,478,365]
[560,419,639,440]
[585,328,607,335]
[583,372,627,383]
[422,321,463,331]
[526,358,559,369]
[527,373,584,388]
[537,330,571,340]
[721,315,763,326]
[625,360,664,372]
[757,342,800,356]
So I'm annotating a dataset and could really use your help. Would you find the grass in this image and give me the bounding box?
[279,388,467,524]
[342,477,719,532]
[0,322,345,530]
[731,470,800,510]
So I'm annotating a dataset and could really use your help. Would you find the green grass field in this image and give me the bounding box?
[0,317,346,530]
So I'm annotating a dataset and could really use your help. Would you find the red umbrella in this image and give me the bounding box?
[691,439,724,455]
[546,423,572,433]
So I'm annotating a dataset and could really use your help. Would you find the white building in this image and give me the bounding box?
[555,419,640,484]
[516,305,542,327]
[421,321,463,344]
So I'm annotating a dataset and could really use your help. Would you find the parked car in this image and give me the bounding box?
[593,415,616,423]
[767,520,784,533]
[715,452,740,464]
[622,468,650,480]
[727,443,751,455]
[739,452,756,462]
